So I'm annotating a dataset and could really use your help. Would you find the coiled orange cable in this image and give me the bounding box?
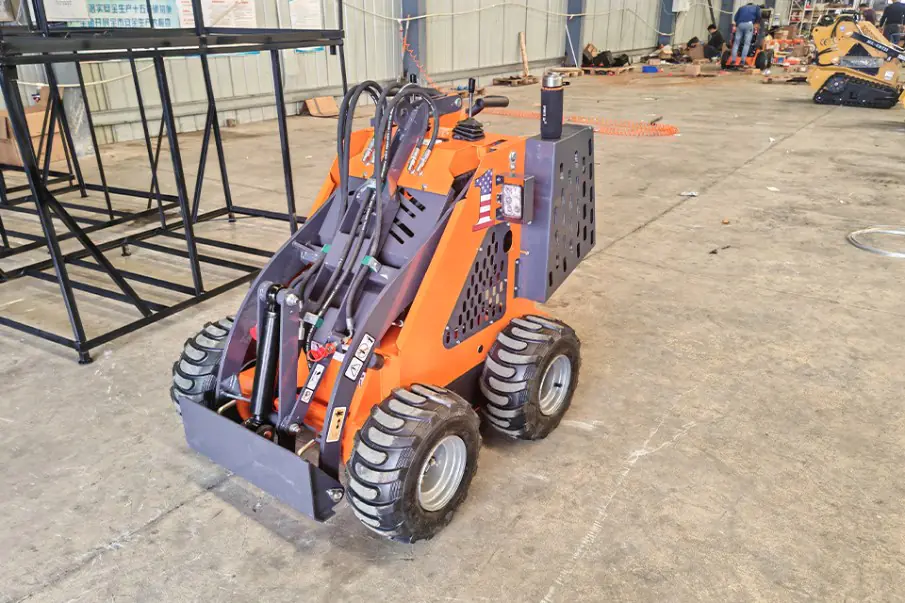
[483,108,680,137]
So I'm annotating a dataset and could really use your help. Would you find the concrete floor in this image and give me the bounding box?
[3,72,905,602]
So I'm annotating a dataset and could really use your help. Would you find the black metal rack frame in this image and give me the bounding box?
[0,0,348,363]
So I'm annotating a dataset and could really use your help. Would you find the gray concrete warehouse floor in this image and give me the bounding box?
[2,72,905,602]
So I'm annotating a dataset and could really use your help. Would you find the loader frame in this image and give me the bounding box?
[179,85,597,520]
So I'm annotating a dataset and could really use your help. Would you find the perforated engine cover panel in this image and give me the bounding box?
[443,223,509,348]
[518,125,596,302]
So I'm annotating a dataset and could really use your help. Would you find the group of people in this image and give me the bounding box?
[726,1,905,66]
[689,1,905,70]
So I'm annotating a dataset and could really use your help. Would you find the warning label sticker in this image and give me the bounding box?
[299,363,325,403]
[326,407,347,442]
[344,333,375,381]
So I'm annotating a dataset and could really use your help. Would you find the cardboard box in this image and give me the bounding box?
[0,87,66,167]
[685,64,702,77]
[648,58,662,66]
[687,44,706,61]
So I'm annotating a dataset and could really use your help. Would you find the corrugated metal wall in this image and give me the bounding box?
[18,0,729,146]
[424,0,568,80]
[580,0,660,52]
[674,2,715,44]
[675,1,795,48]
[83,0,575,144]
[84,0,400,143]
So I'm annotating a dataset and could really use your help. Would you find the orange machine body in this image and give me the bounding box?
[236,112,543,462]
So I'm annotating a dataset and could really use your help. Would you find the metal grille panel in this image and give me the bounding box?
[443,224,509,348]
[518,125,596,302]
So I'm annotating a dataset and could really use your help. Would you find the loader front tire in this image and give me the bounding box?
[347,385,481,543]
[480,315,581,440]
[170,317,233,414]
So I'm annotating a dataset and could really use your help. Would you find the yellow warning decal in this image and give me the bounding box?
[326,407,347,443]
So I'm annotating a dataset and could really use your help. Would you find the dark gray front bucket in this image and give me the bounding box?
[180,401,343,521]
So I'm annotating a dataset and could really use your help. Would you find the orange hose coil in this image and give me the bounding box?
[483,108,680,137]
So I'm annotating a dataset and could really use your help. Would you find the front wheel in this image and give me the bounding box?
[347,385,481,543]
[170,317,233,414]
[479,315,581,440]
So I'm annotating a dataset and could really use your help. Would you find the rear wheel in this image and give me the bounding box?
[170,317,233,414]
[347,385,481,543]
[480,315,581,440]
[755,50,773,70]
[720,49,731,69]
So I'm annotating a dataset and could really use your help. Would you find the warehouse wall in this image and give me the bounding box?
[77,0,575,144]
[14,0,753,146]
[580,0,660,53]
[424,0,568,81]
[80,0,400,143]
[674,2,715,45]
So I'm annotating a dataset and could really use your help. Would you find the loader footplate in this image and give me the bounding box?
[813,73,900,109]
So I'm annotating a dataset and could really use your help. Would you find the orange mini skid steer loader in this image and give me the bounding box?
[171,78,594,542]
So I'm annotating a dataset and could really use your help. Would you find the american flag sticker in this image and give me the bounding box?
[472,169,494,231]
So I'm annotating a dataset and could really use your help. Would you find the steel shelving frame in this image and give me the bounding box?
[0,0,348,363]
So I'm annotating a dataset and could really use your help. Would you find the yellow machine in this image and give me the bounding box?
[808,13,905,108]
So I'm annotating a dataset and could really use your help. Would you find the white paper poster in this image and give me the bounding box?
[178,0,256,28]
[288,0,322,28]
[76,0,179,28]
[288,0,324,53]
[46,0,91,20]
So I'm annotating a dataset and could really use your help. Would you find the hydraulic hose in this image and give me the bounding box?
[343,88,439,334]
[302,82,382,315]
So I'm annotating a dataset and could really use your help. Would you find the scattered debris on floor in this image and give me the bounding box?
[493,75,539,86]
[680,191,698,197]
[709,245,732,255]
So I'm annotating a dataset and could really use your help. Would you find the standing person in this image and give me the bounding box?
[731,2,762,66]
[880,0,905,43]
[860,3,877,25]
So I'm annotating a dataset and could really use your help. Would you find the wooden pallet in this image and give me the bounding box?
[582,66,633,76]
[762,75,807,84]
[492,75,539,86]
[548,67,583,77]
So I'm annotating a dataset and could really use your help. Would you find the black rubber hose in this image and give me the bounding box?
[338,81,381,217]
[304,82,382,312]
[344,90,438,333]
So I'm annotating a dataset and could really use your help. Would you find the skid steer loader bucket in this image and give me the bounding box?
[180,401,343,520]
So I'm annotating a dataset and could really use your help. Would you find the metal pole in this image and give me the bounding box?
[146,118,166,214]
[41,96,57,184]
[0,64,91,363]
[199,56,234,221]
[191,105,214,222]
[44,65,87,197]
[129,56,166,227]
[337,0,348,94]
[270,49,298,233]
[75,62,114,221]
[153,55,204,294]
[0,171,9,248]
[34,94,51,167]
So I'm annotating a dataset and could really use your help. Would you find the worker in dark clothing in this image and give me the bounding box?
[880,0,905,43]
[731,3,762,66]
[706,24,726,59]
[860,3,877,25]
